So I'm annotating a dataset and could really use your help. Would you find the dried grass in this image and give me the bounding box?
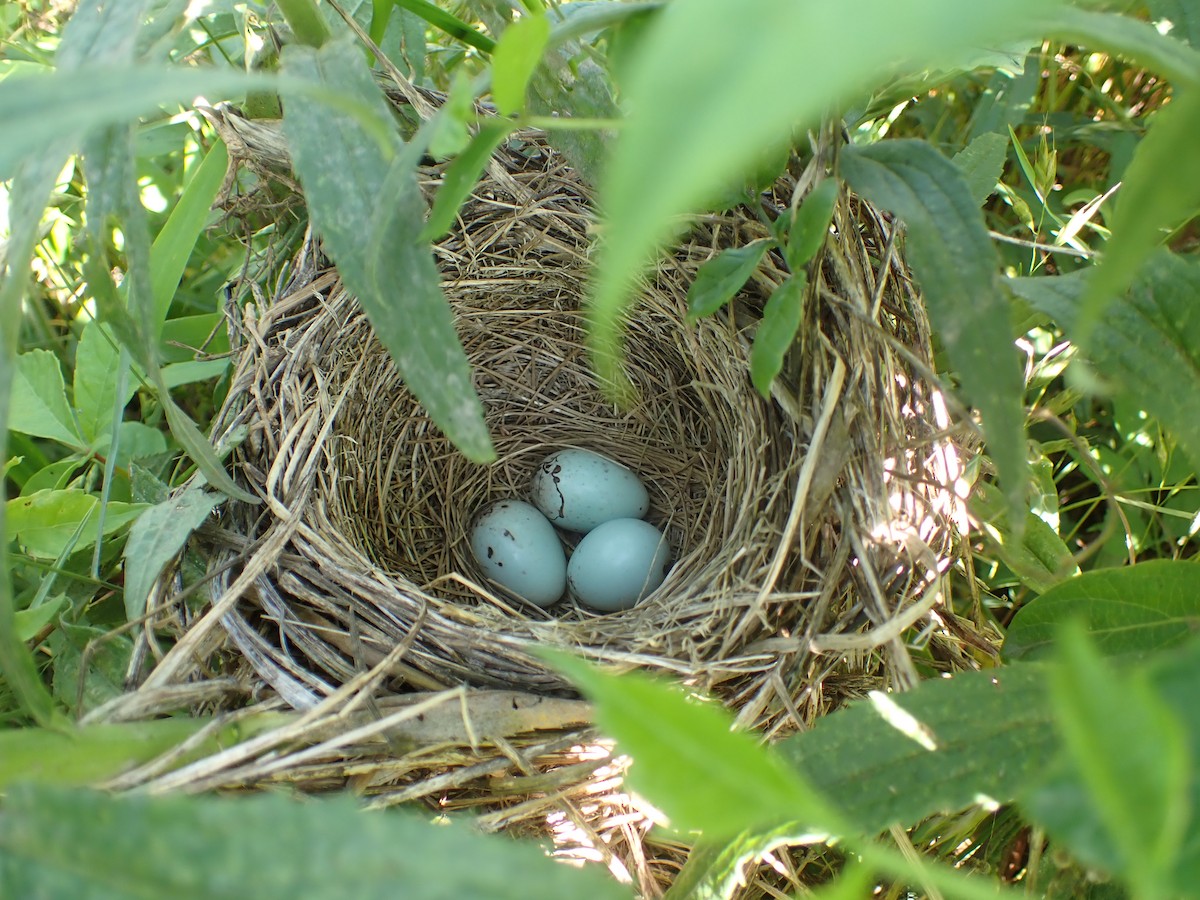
[91,90,994,897]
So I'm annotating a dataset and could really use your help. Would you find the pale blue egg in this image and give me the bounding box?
[469,500,566,607]
[531,449,650,533]
[567,518,670,611]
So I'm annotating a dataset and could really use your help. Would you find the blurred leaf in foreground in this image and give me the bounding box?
[0,785,631,900]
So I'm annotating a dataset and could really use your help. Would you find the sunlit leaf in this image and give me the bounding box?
[6,490,148,559]
[492,12,549,115]
[970,479,1077,595]
[588,0,1051,391]
[8,350,82,447]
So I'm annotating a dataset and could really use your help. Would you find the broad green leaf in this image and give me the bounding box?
[421,119,516,241]
[20,458,84,496]
[0,67,266,181]
[546,651,822,838]
[785,179,838,271]
[1044,624,1191,894]
[388,0,496,53]
[282,37,494,463]
[750,274,805,399]
[952,131,1009,207]
[114,422,168,468]
[491,12,550,116]
[49,623,134,715]
[1010,254,1200,474]
[158,387,259,503]
[587,0,1050,391]
[6,490,148,559]
[685,239,770,320]
[0,785,632,900]
[970,479,1077,594]
[0,721,207,790]
[160,312,230,363]
[150,139,229,336]
[74,320,135,445]
[1004,560,1200,661]
[13,596,68,642]
[1034,7,1200,89]
[8,350,82,447]
[778,664,1055,835]
[1147,0,1200,48]
[123,488,222,622]
[841,140,1027,523]
[1078,88,1200,341]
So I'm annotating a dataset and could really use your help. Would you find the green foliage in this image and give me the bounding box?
[1004,559,1200,661]
[4,0,1200,896]
[281,36,495,463]
[841,139,1028,524]
[0,785,632,900]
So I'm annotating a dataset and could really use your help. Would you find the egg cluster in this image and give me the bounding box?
[469,449,671,612]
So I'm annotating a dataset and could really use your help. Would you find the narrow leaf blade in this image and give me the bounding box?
[492,13,550,116]
[282,38,494,463]
[421,119,515,242]
[750,274,805,398]
[841,139,1027,520]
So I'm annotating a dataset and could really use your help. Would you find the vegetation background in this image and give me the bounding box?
[1,0,1198,897]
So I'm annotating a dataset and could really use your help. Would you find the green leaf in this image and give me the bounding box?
[785,179,838,271]
[389,0,496,54]
[952,131,1009,207]
[777,664,1055,835]
[0,721,208,790]
[13,596,68,643]
[8,350,82,447]
[150,139,229,337]
[587,0,1050,391]
[1033,7,1200,89]
[1004,560,1200,662]
[970,479,1077,594]
[685,239,770,321]
[1010,254,1200,474]
[6,490,149,559]
[0,67,266,181]
[545,651,822,838]
[0,785,632,900]
[750,274,805,399]
[1078,87,1200,341]
[1147,0,1200,49]
[1044,624,1191,894]
[158,387,259,503]
[73,320,135,446]
[123,488,222,622]
[492,12,550,116]
[421,119,515,242]
[841,139,1027,524]
[282,37,494,463]
[159,359,231,390]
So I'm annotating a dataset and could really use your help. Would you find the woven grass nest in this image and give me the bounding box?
[97,88,992,896]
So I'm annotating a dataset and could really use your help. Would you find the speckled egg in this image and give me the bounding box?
[567,518,670,612]
[469,500,566,607]
[531,449,650,533]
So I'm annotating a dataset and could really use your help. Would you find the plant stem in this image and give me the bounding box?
[276,0,332,49]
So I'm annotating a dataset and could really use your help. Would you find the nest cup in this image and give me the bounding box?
[96,92,984,896]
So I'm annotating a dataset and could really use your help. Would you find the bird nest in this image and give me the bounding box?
[92,94,989,897]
